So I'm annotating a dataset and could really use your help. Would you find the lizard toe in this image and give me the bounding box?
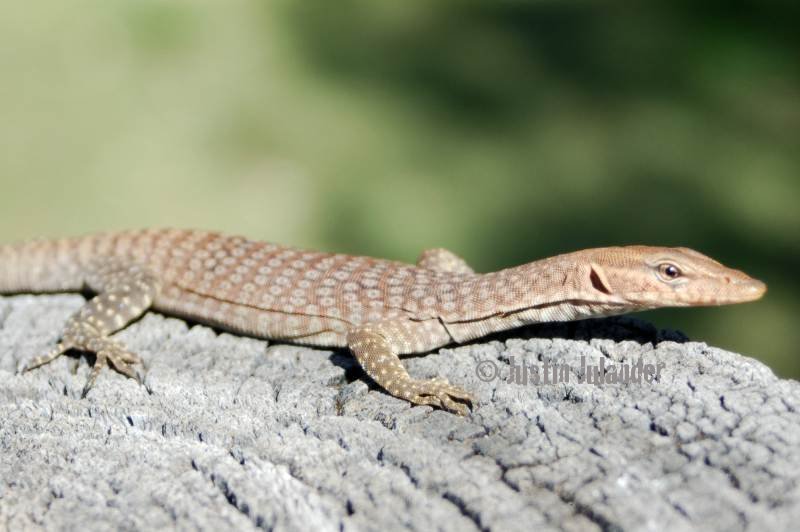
[22,342,73,373]
[413,394,444,410]
[107,353,141,382]
[410,378,474,416]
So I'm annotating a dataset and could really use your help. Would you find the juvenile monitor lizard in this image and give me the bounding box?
[0,229,766,415]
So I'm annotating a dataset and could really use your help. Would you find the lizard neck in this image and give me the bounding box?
[429,253,635,341]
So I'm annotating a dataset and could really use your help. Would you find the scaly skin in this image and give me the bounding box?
[0,229,766,415]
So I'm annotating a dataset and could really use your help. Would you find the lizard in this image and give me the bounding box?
[0,229,766,415]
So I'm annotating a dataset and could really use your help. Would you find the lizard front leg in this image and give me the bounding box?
[346,320,474,415]
[23,257,160,396]
[416,248,476,275]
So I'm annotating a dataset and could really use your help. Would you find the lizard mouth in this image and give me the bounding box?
[722,278,767,304]
[625,277,767,307]
[680,278,767,307]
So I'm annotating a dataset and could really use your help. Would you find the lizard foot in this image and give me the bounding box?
[24,331,143,397]
[80,336,142,397]
[408,377,475,416]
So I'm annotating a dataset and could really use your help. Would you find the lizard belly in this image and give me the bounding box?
[153,284,350,347]
[441,302,622,343]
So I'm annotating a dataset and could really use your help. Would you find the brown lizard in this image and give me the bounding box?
[0,229,766,415]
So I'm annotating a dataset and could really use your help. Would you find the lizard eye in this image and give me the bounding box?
[657,263,682,281]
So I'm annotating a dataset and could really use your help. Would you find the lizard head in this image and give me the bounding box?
[586,246,767,308]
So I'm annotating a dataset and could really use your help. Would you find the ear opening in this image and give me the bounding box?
[589,264,613,295]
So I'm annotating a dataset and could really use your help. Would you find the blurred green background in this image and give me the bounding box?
[1,2,797,377]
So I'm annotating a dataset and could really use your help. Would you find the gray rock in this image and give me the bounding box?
[1,294,798,531]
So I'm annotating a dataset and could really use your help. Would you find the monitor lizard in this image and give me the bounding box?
[0,229,766,415]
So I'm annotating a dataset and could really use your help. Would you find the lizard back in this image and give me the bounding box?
[1,229,465,345]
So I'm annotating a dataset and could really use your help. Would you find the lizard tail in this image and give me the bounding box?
[0,237,87,294]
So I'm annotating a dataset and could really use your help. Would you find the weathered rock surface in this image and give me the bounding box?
[1,294,798,531]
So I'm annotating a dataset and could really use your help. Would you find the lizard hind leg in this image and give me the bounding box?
[347,322,475,416]
[23,257,159,396]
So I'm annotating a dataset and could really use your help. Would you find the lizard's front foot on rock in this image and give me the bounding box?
[408,377,475,416]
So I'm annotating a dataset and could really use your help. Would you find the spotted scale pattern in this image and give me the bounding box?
[1,230,477,412]
[0,229,767,414]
